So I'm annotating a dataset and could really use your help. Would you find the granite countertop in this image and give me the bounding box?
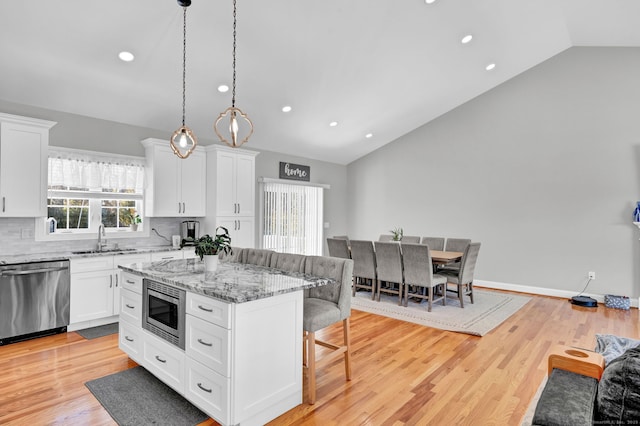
[119,259,335,303]
[0,245,185,265]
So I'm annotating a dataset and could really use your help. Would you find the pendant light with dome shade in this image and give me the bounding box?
[214,0,253,148]
[170,0,198,159]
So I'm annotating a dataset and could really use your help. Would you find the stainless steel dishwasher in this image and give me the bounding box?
[0,259,70,345]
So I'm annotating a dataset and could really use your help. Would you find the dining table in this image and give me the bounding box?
[430,250,463,265]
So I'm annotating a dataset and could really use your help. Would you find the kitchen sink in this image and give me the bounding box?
[71,248,137,255]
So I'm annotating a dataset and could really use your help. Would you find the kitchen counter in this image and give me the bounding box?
[0,245,185,265]
[119,258,334,303]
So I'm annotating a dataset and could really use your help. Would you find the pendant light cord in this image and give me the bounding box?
[231,0,237,108]
[181,6,188,126]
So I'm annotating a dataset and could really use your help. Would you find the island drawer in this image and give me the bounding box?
[186,314,230,377]
[120,288,142,326]
[187,292,230,329]
[119,321,142,362]
[185,357,230,424]
[121,272,143,294]
[143,332,185,394]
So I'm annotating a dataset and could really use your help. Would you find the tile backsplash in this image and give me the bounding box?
[0,217,187,255]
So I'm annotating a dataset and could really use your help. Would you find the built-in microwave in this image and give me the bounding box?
[142,279,186,350]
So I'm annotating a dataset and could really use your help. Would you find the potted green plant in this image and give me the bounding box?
[194,226,232,271]
[390,227,403,241]
[124,210,142,231]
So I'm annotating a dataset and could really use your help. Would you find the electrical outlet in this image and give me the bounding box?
[588,271,596,280]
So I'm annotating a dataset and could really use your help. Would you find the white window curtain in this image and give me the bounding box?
[261,180,324,255]
[48,147,144,193]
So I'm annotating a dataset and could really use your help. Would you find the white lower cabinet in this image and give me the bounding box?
[143,331,185,394]
[70,253,150,324]
[119,319,143,362]
[185,357,230,423]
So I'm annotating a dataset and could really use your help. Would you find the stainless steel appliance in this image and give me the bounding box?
[0,260,70,345]
[143,279,186,349]
[180,220,200,246]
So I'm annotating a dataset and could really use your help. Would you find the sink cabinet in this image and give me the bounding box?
[0,113,56,217]
[70,253,150,324]
[141,138,206,217]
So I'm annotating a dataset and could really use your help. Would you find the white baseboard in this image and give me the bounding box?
[475,279,639,309]
[67,315,119,332]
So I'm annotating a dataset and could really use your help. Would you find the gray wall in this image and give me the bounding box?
[0,99,348,255]
[347,47,640,299]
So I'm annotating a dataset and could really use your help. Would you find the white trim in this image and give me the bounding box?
[257,177,330,189]
[475,279,639,308]
[0,112,56,129]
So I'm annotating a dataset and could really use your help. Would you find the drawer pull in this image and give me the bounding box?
[126,279,135,284]
[126,304,135,309]
[198,305,213,312]
[197,383,212,393]
[197,338,213,347]
[125,336,134,342]
[155,355,167,363]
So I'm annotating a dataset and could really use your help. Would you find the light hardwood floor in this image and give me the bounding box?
[0,289,638,425]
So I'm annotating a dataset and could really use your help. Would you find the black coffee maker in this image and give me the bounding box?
[180,220,200,246]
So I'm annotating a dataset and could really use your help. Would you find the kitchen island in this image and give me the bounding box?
[118,258,334,426]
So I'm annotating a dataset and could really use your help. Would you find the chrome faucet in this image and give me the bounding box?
[97,223,107,251]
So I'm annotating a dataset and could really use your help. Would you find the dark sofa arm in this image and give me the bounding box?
[532,368,598,426]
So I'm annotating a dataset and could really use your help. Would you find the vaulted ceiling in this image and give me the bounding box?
[1,1,639,164]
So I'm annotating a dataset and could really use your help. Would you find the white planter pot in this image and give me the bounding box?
[130,223,138,232]
[204,254,219,271]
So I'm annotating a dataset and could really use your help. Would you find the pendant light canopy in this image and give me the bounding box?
[170,0,198,159]
[214,0,253,148]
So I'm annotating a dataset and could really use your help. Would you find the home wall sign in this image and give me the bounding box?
[279,162,310,181]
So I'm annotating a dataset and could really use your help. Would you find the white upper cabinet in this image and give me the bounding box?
[0,113,56,217]
[141,138,206,217]
[208,145,258,217]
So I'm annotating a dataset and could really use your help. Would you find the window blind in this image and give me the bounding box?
[262,181,323,255]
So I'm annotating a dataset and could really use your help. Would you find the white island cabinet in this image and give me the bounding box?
[118,260,331,426]
[0,113,56,217]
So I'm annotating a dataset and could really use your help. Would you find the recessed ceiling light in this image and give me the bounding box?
[329,121,338,127]
[365,133,373,139]
[425,0,436,4]
[461,35,473,44]
[118,51,134,62]
[282,106,292,113]
[485,63,496,71]
[217,85,229,93]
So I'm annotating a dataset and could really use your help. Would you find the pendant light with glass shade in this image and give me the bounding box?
[214,0,253,148]
[170,0,197,159]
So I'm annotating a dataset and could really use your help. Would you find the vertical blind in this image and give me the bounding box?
[262,182,324,255]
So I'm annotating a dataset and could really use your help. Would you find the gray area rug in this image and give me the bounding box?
[85,366,208,426]
[351,289,531,336]
[76,322,119,339]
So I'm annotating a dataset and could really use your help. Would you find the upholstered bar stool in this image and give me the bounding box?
[302,256,354,404]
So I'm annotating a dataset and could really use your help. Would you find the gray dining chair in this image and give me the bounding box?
[302,256,354,404]
[374,241,404,304]
[378,234,393,242]
[349,240,377,299]
[269,252,305,273]
[441,238,471,272]
[401,236,420,244]
[444,238,471,253]
[401,243,447,312]
[240,248,275,266]
[439,242,481,308]
[326,237,351,259]
[421,237,445,251]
